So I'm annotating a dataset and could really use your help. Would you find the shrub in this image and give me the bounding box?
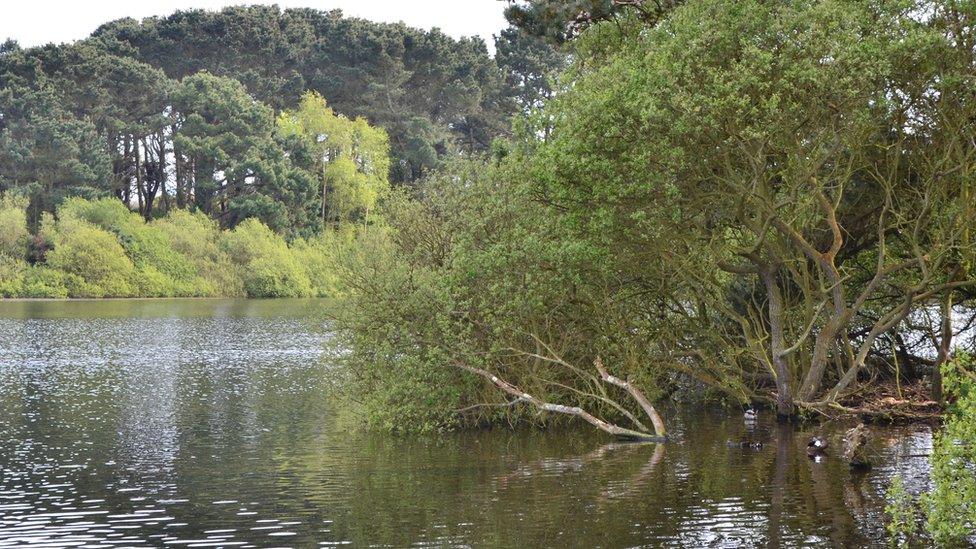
[331,229,474,432]
[20,266,69,298]
[326,162,623,433]
[0,194,30,259]
[1,197,344,299]
[0,254,26,297]
[885,475,917,548]
[58,197,200,296]
[57,196,132,232]
[923,353,976,545]
[220,218,312,297]
[46,217,136,297]
[152,210,244,297]
[291,226,362,298]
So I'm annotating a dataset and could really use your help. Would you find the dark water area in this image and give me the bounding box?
[0,299,933,547]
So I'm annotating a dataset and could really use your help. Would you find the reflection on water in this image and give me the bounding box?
[0,299,932,547]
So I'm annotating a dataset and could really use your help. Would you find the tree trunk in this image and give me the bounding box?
[762,267,794,416]
[933,291,953,404]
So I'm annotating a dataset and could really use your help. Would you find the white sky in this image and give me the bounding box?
[0,1,510,52]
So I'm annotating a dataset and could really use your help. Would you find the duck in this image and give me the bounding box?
[807,436,829,457]
[743,407,758,420]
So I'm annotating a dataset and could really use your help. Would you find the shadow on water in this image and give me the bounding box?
[0,299,933,547]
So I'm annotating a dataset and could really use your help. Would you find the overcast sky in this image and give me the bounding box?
[0,1,510,52]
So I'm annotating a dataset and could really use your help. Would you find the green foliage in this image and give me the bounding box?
[328,0,976,434]
[923,353,976,545]
[494,27,568,113]
[291,227,363,298]
[2,5,530,234]
[512,0,976,411]
[330,157,670,432]
[19,266,69,298]
[504,0,681,43]
[329,224,472,432]
[0,197,343,299]
[0,254,26,297]
[220,218,313,298]
[0,194,29,259]
[57,197,208,297]
[0,87,113,225]
[46,217,136,298]
[885,475,918,548]
[278,91,391,226]
[151,210,244,297]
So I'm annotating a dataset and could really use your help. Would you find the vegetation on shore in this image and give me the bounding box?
[886,353,975,547]
[1,0,973,543]
[1,0,974,441]
[0,4,564,233]
[332,0,976,437]
[0,194,361,298]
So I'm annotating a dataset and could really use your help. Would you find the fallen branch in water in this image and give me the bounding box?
[454,358,667,440]
[594,357,667,438]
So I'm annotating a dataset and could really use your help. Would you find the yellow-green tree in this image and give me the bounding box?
[277,92,390,227]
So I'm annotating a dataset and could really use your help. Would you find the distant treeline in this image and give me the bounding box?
[0,5,565,235]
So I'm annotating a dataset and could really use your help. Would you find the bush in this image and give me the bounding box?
[58,197,202,297]
[46,217,136,297]
[885,476,917,548]
[57,196,132,232]
[292,226,362,298]
[20,266,69,298]
[0,254,26,297]
[220,218,312,297]
[0,194,30,259]
[327,159,654,433]
[0,197,344,299]
[152,210,244,297]
[331,229,474,432]
[923,353,976,545]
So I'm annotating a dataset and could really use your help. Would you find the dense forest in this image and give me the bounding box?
[0,4,564,231]
[1,0,975,542]
[0,3,564,297]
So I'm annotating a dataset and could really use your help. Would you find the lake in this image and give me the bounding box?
[0,299,933,547]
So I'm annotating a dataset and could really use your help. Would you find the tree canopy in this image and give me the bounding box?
[0,6,564,234]
[333,0,976,441]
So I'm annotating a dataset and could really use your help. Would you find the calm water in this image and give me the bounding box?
[0,299,933,548]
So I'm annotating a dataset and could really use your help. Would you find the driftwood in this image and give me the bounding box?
[455,357,667,441]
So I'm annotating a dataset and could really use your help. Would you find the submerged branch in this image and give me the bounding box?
[453,360,667,441]
[594,356,667,437]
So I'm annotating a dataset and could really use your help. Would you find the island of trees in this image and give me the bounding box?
[1,1,974,543]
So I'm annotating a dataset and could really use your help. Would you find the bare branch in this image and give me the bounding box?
[594,357,667,437]
[454,361,665,441]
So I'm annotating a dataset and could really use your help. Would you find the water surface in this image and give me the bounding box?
[0,299,932,547]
